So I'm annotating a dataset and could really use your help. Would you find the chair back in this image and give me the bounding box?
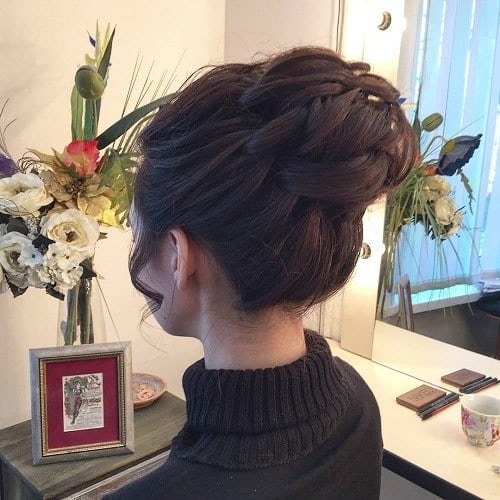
[397,274,415,332]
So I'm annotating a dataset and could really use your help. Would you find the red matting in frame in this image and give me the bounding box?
[44,355,120,450]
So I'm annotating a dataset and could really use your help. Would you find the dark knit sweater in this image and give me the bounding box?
[107,332,382,499]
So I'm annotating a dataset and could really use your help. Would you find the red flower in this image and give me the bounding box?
[422,165,437,176]
[62,140,100,176]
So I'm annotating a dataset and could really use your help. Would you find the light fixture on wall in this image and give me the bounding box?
[377,11,392,31]
[361,242,372,259]
[340,1,407,82]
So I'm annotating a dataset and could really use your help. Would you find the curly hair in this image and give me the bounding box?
[129,47,417,313]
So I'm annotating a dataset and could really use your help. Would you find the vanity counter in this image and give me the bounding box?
[330,325,500,499]
[373,320,500,390]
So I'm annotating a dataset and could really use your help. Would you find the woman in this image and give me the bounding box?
[109,47,416,499]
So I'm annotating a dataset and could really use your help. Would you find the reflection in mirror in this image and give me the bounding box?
[377,0,500,360]
[304,200,386,359]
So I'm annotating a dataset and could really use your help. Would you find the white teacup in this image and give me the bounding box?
[461,394,500,447]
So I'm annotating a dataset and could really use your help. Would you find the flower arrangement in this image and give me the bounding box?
[0,24,171,344]
[384,105,482,292]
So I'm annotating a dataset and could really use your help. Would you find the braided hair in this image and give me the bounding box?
[130,47,416,313]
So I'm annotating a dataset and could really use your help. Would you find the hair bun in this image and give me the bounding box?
[280,154,388,209]
[238,48,414,208]
[131,46,417,314]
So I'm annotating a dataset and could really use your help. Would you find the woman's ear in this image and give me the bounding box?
[167,228,197,290]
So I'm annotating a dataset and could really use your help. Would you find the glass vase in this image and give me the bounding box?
[57,278,105,346]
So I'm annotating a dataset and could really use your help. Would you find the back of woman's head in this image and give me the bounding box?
[130,47,416,313]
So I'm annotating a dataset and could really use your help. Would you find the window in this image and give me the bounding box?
[392,0,500,312]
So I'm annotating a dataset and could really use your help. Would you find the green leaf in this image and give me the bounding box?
[84,99,96,139]
[97,28,116,80]
[422,113,443,132]
[7,217,29,235]
[440,139,456,154]
[62,285,78,345]
[53,151,80,178]
[95,98,101,132]
[98,151,137,221]
[32,234,54,252]
[8,281,27,298]
[28,148,56,165]
[96,94,173,149]
[80,258,97,279]
[412,115,421,145]
[71,86,84,140]
[458,169,475,212]
[46,285,64,301]
[78,277,92,344]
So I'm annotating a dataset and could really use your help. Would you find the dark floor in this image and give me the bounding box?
[385,303,500,358]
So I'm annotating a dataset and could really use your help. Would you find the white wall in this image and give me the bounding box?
[1,0,343,430]
[0,0,406,429]
[341,0,407,84]
[0,0,225,429]
[225,0,337,61]
[225,0,406,83]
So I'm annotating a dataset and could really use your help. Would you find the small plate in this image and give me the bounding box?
[132,373,167,409]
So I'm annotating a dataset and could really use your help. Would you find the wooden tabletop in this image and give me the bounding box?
[0,392,186,499]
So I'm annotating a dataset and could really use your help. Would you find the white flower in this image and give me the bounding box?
[37,242,83,290]
[445,209,463,237]
[0,231,34,288]
[41,208,100,260]
[18,243,44,267]
[422,176,452,202]
[434,196,458,225]
[0,263,8,293]
[434,196,463,237]
[0,172,53,216]
[22,215,41,237]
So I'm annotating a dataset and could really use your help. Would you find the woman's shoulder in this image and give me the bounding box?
[331,355,380,413]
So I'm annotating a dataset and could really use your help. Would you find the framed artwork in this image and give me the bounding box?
[29,342,134,465]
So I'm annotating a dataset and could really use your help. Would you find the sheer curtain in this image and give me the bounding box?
[394,0,500,309]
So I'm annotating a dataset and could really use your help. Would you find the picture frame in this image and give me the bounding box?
[29,342,134,465]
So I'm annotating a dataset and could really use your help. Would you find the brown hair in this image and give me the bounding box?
[130,47,416,313]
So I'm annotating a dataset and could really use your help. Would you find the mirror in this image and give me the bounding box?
[374,0,500,363]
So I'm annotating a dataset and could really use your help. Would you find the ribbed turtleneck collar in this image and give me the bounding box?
[171,331,357,470]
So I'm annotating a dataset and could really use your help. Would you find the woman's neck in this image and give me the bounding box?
[199,308,306,370]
